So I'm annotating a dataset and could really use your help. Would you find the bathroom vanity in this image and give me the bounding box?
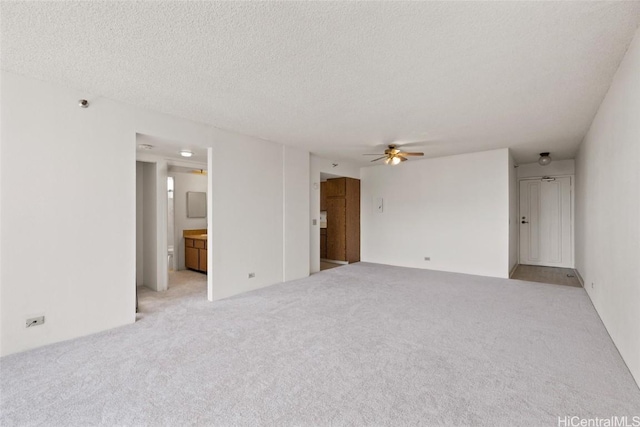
[184,229,207,273]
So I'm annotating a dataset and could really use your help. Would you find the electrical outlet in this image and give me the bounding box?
[248,273,255,278]
[424,257,431,261]
[26,316,45,328]
[591,282,594,289]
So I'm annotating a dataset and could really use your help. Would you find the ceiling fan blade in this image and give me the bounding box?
[370,156,387,162]
[393,139,442,148]
[398,155,408,162]
[363,154,385,156]
[398,152,424,156]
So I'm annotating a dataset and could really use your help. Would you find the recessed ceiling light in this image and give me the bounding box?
[138,144,153,150]
[180,150,193,158]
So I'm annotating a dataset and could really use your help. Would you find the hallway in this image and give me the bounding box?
[137,270,207,317]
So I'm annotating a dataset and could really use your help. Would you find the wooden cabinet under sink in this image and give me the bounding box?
[184,229,207,273]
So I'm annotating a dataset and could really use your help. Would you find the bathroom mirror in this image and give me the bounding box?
[187,192,207,218]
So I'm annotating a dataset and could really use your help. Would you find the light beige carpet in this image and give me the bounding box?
[136,269,207,317]
[2,263,639,426]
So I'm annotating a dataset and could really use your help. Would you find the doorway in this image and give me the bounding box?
[135,133,211,317]
[519,176,573,268]
[320,174,360,271]
[167,165,208,283]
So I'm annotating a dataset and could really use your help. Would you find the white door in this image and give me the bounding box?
[519,177,572,267]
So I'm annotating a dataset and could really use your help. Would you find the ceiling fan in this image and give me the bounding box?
[364,144,424,165]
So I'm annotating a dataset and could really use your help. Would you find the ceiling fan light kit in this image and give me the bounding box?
[385,156,402,165]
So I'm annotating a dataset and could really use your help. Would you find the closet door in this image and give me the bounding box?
[325,178,346,197]
[326,198,346,261]
[320,182,327,211]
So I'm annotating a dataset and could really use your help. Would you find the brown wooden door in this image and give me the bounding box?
[320,232,327,259]
[345,178,361,263]
[320,181,327,211]
[185,246,199,270]
[326,198,346,261]
[325,178,346,197]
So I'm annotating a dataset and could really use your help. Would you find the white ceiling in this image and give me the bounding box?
[136,133,207,166]
[320,172,343,182]
[2,2,639,165]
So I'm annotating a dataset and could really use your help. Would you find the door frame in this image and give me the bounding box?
[517,174,575,268]
[135,145,212,302]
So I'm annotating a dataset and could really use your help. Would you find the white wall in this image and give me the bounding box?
[517,159,575,179]
[284,146,310,281]
[0,71,310,356]
[210,141,311,300]
[2,73,138,355]
[361,148,511,278]
[575,28,640,385]
[136,162,144,286]
[309,155,361,273]
[508,151,518,274]
[210,137,283,300]
[172,171,207,271]
[141,162,158,290]
[135,153,169,292]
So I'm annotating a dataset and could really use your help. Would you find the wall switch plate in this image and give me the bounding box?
[26,316,45,328]
[312,219,317,226]
[248,273,255,278]
[424,257,431,261]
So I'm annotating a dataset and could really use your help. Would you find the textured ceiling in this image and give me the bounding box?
[2,1,639,165]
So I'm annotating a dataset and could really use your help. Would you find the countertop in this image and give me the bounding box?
[184,234,207,241]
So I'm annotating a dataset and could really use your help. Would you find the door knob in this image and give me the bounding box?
[521,220,529,224]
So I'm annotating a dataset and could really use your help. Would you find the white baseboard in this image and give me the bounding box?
[574,268,585,287]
